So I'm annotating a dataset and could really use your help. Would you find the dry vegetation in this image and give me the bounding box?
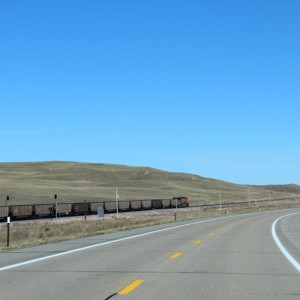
[1,198,300,252]
[0,161,298,206]
[0,161,299,252]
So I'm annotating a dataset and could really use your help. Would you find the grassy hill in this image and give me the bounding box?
[0,161,298,206]
[251,184,300,194]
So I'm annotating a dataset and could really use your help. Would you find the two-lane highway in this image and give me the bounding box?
[1,209,300,299]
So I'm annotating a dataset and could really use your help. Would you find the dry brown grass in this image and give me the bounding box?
[0,214,174,251]
[1,198,300,252]
[1,161,297,206]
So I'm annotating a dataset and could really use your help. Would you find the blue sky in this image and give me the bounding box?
[1,0,299,185]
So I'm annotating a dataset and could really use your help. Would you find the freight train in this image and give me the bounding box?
[0,196,189,221]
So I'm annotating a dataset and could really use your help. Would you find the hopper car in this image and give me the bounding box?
[104,201,117,213]
[90,202,104,212]
[9,205,33,219]
[152,199,163,209]
[130,200,142,210]
[54,203,72,217]
[141,200,152,210]
[71,202,90,215]
[32,204,52,218]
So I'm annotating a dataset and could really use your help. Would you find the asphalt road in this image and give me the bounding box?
[1,209,300,300]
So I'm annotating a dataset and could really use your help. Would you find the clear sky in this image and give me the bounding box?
[1,0,299,185]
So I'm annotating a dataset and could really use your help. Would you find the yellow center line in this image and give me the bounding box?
[194,240,202,245]
[219,228,225,231]
[208,233,215,237]
[170,252,183,259]
[118,279,144,295]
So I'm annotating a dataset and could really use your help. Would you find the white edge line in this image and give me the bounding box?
[272,212,300,273]
[0,215,237,272]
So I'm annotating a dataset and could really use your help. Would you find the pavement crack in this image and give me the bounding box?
[104,293,117,300]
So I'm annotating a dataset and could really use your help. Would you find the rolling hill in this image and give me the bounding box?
[0,161,298,205]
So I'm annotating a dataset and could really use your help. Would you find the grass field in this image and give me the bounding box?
[0,161,298,206]
[0,161,299,252]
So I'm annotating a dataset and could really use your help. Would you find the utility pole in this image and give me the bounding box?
[175,197,178,222]
[248,188,251,207]
[174,187,178,222]
[54,194,58,219]
[116,188,119,219]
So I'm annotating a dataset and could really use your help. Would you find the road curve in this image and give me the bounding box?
[1,209,300,300]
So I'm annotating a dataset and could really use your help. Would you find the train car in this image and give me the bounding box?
[130,200,142,210]
[9,205,33,219]
[118,201,130,211]
[55,203,72,217]
[71,202,90,215]
[141,200,152,210]
[32,204,52,218]
[90,202,104,214]
[152,199,163,209]
[171,198,178,208]
[0,195,189,222]
[104,201,117,213]
[0,206,8,220]
[162,199,171,208]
